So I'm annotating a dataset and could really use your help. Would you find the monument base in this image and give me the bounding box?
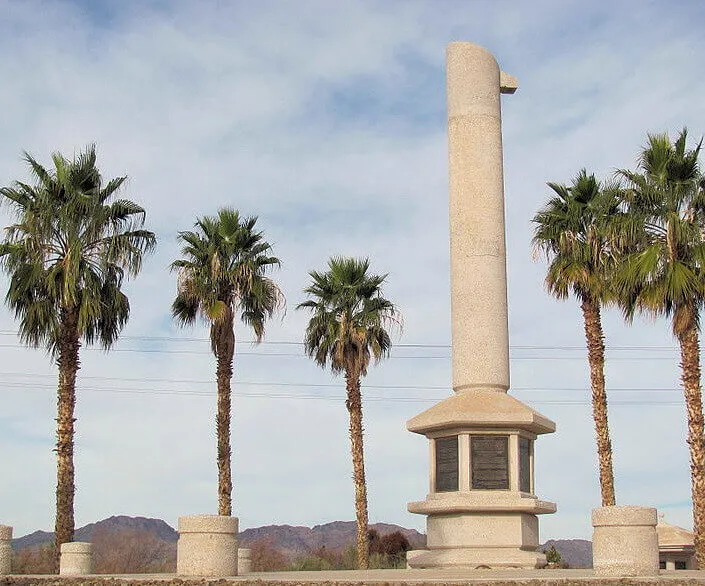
[407,546,546,569]
[406,508,551,569]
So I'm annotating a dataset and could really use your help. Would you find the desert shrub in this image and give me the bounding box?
[368,529,410,568]
[249,537,288,572]
[282,530,412,572]
[12,543,56,574]
[91,527,175,573]
[339,545,358,569]
[543,544,564,567]
[287,554,333,571]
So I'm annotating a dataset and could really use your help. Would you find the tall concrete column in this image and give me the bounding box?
[447,42,517,394]
[406,42,554,570]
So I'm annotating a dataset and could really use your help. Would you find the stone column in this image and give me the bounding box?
[592,506,659,576]
[0,525,12,575]
[406,42,555,570]
[447,42,517,394]
[59,542,92,575]
[177,515,239,576]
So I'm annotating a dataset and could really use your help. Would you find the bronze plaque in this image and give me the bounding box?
[519,437,531,493]
[471,435,509,490]
[435,436,458,492]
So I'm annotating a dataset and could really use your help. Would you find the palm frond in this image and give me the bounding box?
[0,145,156,355]
[171,209,283,350]
[298,256,400,376]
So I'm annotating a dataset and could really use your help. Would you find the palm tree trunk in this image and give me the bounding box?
[677,321,705,569]
[581,295,616,507]
[215,313,235,516]
[345,369,369,570]
[55,308,81,566]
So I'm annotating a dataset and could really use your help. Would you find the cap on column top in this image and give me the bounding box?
[407,388,555,435]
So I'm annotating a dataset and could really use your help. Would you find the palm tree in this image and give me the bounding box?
[0,146,156,558]
[616,129,705,567]
[171,208,283,516]
[297,257,400,569]
[532,169,620,507]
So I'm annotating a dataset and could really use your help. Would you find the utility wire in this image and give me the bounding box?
[0,343,685,360]
[0,330,682,351]
[0,372,686,393]
[0,375,689,406]
[0,382,685,406]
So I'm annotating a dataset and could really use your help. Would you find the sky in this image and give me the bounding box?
[1,0,705,543]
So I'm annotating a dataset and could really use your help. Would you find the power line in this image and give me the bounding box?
[0,331,448,348]
[0,342,687,360]
[0,330,682,351]
[0,374,689,407]
[0,372,686,393]
[0,382,685,406]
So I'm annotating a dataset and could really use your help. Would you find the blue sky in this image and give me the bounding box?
[1,0,705,543]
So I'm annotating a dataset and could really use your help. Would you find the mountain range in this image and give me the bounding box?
[11,515,592,567]
[11,516,425,557]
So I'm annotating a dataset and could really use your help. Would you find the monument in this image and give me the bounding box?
[406,42,556,569]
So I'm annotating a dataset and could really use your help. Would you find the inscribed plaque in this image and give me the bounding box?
[471,435,509,490]
[519,437,532,493]
[435,436,458,492]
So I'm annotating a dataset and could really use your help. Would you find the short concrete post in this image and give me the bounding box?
[177,515,239,576]
[59,542,92,575]
[592,506,659,576]
[0,525,12,575]
[238,547,252,573]
[406,550,424,569]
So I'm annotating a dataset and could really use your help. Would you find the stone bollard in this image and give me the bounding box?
[0,525,12,575]
[59,542,92,575]
[177,515,239,576]
[592,506,659,576]
[238,547,252,573]
[406,549,425,569]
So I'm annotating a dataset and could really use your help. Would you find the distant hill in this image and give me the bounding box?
[12,516,423,559]
[239,520,425,557]
[11,516,177,551]
[541,539,593,568]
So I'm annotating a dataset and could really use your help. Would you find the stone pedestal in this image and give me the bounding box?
[238,547,252,573]
[59,542,92,575]
[177,515,239,576]
[592,506,659,576]
[0,525,12,575]
[407,391,555,568]
[407,506,553,568]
